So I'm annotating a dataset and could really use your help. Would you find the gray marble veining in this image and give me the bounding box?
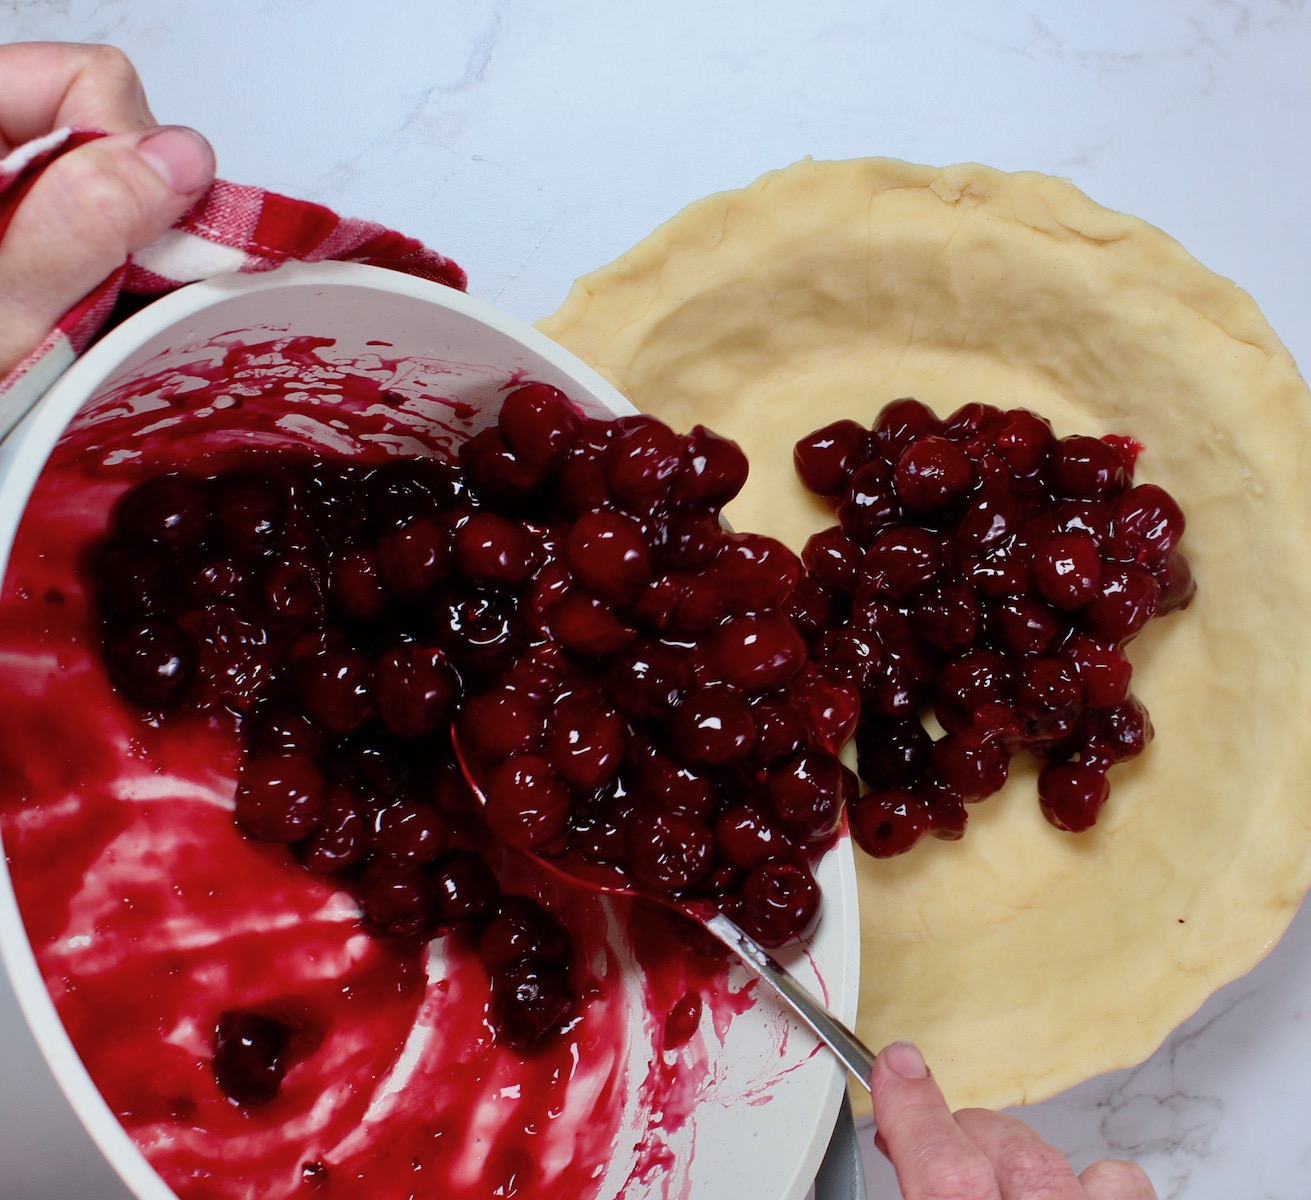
[2,3,1310,1197]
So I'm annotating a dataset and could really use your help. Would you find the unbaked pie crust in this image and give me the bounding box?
[537,157,1311,1113]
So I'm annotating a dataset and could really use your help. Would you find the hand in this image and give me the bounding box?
[870,1042,1157,1199]
[0,41,215,375]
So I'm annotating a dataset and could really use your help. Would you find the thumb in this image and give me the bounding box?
[0,125,215,374]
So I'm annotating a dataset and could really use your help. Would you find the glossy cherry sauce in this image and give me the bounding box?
[0,338,774,1200]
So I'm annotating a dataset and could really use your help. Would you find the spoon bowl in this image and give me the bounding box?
[451,726,877,1090]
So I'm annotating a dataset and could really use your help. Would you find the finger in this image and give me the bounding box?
[0,42,155,153]
[0,125,214,375]
[1078,1159,1158,1200]
[954,1108,1085,1200]
[869,1042,1001,1200]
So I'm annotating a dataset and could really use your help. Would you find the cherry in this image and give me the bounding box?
[290,635,374,736]
[481,754,572,851]
[935,650,1013,727]
[490,961,575,1050]
[871,397,940,461]
[1051,435,1128,501]
[627,810,714,891]
[497,382,582,474]
[1062,635,1133,708]
[704,613,807,692]
[545,694,628,791]
[930,735,1009,803]
[850,790,933,858]
[544,593,635,657]
[861,526,942,598]
[188,556,250,607]
[784,575,844,641]
[300,786,370,873]
[246,702,329,761]
[736,861,820,947]
[259,556,326,627]
[802,527,863,595]
[1032,531,1103,610]
[793,418,867,496]
[941,402,1007,452]
[429,850,500,928]
[660,510,727,570]
[93,542,182,619]
[1084,564,1159,643]
[479,895,572,973]
[213,1010,295,1106]
[663,992,704,1050]
[371,799,447,865]
[212,472,287,557]
[893,435,975,513]
[192,610,278,717]
[564,510,652,605]
[955,478,1017,551]
[439,589,525,675]
[667,687,757,766]
[605,416,686,511]
[765,751,844,844]
[837,462,900,541]
[1016,657,1082,741]
[459,687,547,760]
[1038,762,1110,832]
[749,698,808,766]
[910,583,980,653]
[789,669,859,755]
[374,641,459,738]
[102,618,197,709]
[1052,499,1112,547]
[364,457,464,525]
[353,860,437,939]
[855,716,932,790]
[713,805,786,870]
[234,751,327,843]
[991,595,1062,656]
[459,427,543,499]
[989,409,1053,475]
[673,424,749,506]
[1107,483,1186,568]
[605,640,691,721]
[453,513,541,589]
[1079,696,1154,763]
[376,516,450,600]
[329,547,388,625]
[1155,550,1197,616]
[713,533,802,609]
[114,472,211,549]
[626,745,717,819]
[553,421,614,514]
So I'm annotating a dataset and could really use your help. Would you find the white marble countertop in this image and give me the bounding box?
[2,3,1310,1198]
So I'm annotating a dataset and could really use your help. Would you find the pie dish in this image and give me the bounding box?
[537,156,1311,1111]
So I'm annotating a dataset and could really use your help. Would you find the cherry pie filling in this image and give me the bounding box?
[83,381,1191,1114]
[791,397,1194,856]
[86,383,858,1104]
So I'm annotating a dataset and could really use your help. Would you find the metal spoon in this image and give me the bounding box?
[452,729,876,1089]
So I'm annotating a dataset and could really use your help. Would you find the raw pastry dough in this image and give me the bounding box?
[537,157,1311,1112]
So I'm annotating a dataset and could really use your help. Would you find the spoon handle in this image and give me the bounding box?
[702,912,875,1091]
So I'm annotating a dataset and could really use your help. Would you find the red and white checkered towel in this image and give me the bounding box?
[0,127,466,417]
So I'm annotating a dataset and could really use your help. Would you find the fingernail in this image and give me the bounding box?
[884,1041,929,1079]
[137,126,214,194]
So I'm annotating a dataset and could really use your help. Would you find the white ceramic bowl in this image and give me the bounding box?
[0,261,860,1200]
